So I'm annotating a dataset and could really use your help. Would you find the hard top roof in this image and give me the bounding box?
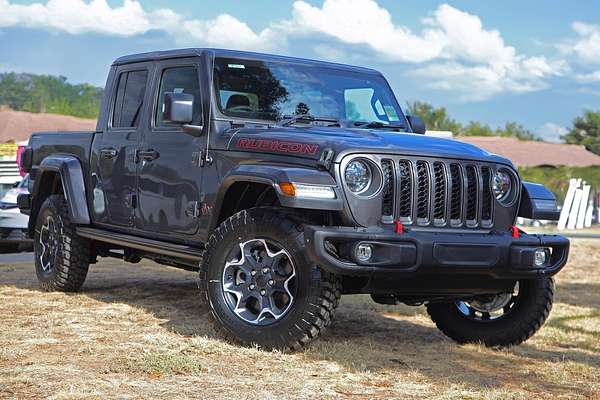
[112,48,380,74]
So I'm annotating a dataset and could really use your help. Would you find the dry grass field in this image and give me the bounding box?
[1,239,599,399]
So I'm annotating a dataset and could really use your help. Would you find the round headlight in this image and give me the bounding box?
[493,170,512,202]
[345,160,372,193]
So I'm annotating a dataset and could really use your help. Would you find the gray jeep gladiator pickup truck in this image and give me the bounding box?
[18,48,569,350]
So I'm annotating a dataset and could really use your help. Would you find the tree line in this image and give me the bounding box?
[406,101,600,155]
[0,72,102,119]
[0,72,598,155]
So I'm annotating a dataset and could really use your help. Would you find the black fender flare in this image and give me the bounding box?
[518,181,560,221]
[32,155,91,225]
[209,164,344,228]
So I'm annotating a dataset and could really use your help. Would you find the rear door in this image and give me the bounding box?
[90,63,151,227]
[135,58,206,236]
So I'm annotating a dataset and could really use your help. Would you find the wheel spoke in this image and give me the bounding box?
[268,253,287,269]
[221,238,296,326]
[242,247,262,271]
[456,282,520,322]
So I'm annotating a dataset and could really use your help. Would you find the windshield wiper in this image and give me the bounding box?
[278,114,340,127]
[353,121,406,131]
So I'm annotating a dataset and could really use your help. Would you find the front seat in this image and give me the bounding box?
[226,94,251,111]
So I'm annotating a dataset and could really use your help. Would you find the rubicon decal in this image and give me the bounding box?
[235,138,319,155]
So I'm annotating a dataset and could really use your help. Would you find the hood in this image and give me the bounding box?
[227,126,514,166]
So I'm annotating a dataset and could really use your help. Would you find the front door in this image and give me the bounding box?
[135,60,205,236]
[90,64,151,227]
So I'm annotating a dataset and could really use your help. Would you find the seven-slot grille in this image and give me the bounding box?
[381,158,495,228]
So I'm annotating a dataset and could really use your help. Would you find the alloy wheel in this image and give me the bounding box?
[38,214,63,273]
[455,282,520,321]
[221,238,297,325]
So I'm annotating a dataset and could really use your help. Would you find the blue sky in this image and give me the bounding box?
[2,0,600,141]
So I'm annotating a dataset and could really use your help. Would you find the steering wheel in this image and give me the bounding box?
[228,105,254,113]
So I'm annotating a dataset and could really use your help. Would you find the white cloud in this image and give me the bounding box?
[0,0,151,36]
[561,22,600,65]
[557,22,600,85]
[287,0,442,62]
[0,0,279,50]
[575,70,600,83]
[414,5,566,100]
[0,0,566,101]
[289,1,565,101]
[539,122,568,143]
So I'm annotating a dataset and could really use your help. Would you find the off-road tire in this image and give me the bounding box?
[426,277,554,347]
[199,207,341,351]
[34,195,91,292]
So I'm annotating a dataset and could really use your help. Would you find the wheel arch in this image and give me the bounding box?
[210,164,345,231]
[29,155,90,235]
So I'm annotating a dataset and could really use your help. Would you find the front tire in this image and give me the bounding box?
[199,208,340,351]
[34,195,91,292]
[427,278,554,347]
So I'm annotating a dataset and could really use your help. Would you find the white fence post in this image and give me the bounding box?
[567,187,583,230]
[576,184,591,229]
[558,179,578,230]
[584,198,594,228]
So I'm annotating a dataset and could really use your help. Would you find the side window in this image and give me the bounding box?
[112,70,148,128]
[156,66,202,128]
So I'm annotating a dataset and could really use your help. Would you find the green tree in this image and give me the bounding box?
[563,110,600,155]
[0,72,103,119]
[497,121,538,141]
[405,101,462,133]
[461,121,495,136]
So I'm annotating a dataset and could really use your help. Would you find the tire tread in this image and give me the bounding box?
[199,207,341,351]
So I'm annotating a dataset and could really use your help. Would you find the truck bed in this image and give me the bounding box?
[29,131,95,173]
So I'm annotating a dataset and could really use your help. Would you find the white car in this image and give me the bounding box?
[0,175,32,252]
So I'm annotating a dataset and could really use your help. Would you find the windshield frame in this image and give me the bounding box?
[210,55,409,130]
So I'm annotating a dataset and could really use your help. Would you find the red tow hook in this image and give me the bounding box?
[511,226,520,238]
[394,220,404,234]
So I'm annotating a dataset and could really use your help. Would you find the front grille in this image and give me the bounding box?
[381,158,496,228]
[381,160,394,217]
[416,161,430,220]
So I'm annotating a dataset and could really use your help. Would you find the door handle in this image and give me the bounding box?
[137,149,160,162]
[100,148,118,159]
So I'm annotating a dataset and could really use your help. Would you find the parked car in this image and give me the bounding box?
[18,49,569,350]
[0,174,31,252]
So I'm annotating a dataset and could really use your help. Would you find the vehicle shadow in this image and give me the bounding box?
[2,259,599,396]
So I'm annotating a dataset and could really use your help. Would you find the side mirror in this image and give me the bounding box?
[407,115,426,135]
[163,92,194,124]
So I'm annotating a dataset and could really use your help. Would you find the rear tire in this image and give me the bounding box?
[427,278,554,347]
[199,208,340,351]
[34,195,91,292]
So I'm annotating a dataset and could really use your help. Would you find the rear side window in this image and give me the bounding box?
[112,70,148,128]
[155,66,202,127]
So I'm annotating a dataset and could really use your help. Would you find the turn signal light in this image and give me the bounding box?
[279,182,295,196]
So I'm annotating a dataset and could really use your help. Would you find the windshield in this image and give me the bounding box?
[213,57,405,126]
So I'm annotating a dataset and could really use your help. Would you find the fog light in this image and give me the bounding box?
[355,243,373,263]
[534,248,549,267]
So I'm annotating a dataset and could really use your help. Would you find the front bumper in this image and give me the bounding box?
[304,225,569,281]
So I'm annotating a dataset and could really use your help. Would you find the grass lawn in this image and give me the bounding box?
[0,239,599,399]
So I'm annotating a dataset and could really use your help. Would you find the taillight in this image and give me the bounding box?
[19,146,33,174]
